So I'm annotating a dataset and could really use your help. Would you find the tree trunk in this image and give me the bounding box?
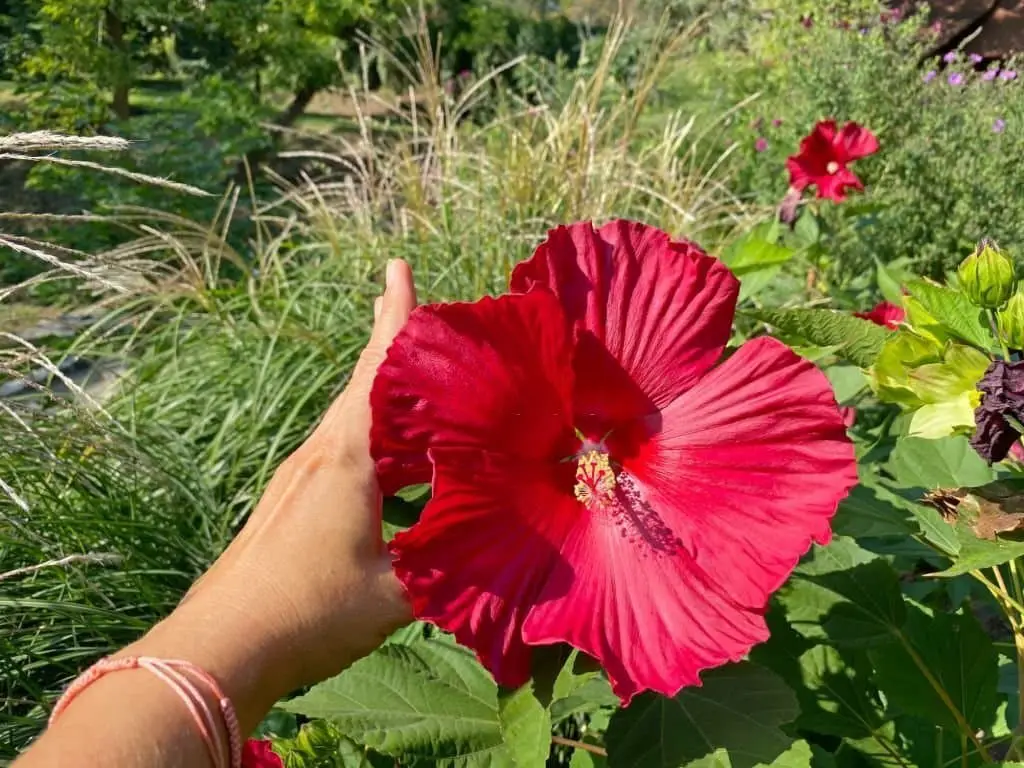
[276,83,318,129]
[105,4,130,120]
[232,83,320,182]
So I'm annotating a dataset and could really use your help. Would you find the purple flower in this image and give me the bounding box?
[971,360,1024,463]
[948,72,964,86]
[755,137,769,153]
[994,118,1007,133]
[923,70,937,83]
[771,118,782,127]
[1001,70,1018,81]
[983,69,998,81]
[458,69,472,80]
[970,53,984,64]
[943,51,958,63]
[800,14,813,28]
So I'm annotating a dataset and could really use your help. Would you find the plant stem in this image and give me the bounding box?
[551,736,608,757]
[989,309,1011,359]
[971,569,1024,617]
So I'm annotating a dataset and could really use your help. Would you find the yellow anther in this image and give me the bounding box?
[574,449,616,505]
[826,161,840,175]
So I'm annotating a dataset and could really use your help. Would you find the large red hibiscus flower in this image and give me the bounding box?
[786,120,879,202]
[370,220,857,703]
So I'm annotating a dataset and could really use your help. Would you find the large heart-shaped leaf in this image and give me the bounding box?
[283,640,517,767]
[887,435,995,491]
[776,537,906,647]
[604,662,798,768]
[869,606,999,738]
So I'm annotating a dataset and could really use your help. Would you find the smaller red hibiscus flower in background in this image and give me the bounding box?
[854,301,905,329]
[786,120,879,202]
[242,739,283,768]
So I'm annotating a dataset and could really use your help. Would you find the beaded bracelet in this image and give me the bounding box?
[49,655,242,768]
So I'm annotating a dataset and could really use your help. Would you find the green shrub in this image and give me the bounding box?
[722,0,1024,281]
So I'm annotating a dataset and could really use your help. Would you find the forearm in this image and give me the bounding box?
[15,592,297,768]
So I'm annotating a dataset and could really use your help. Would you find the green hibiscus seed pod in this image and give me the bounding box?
[999,291,1024,349]
[958,240,1017,309]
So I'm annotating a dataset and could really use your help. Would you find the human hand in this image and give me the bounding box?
[123,259,417,723]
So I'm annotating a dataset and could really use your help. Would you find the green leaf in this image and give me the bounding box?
[908,499,961,556]
[570,749,608,768]
[752,610,888,741]
[549,650,617,723]
[499,685,551,768]
[605,662,798,768]
[934,519,1024,577]
[550,676,618,723]
[793,211,821,247]
[831,482,918,540]
[739,266,784,302]
[887,435,995,490]
[746,308,891,368]
[282,639,515,767]
[875,257,905,306]
[776,538,905,647]
[762,740,815,768]
[721,223,795,276]
[825,365,868,404]
[870,606,999,739]
[272,720,391,768]
[834,724,906,768]
[897,714,993,768]
[905,280,992,350]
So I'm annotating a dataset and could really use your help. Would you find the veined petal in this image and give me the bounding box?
[837,121,880,161]
[521,469,769,704]
[371,291,576,494]
[815,166,863,202]
[390,449,580,686]
[510,220,739,425]
[626,337,857,611]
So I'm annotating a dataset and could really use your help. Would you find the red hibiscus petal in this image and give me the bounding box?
[390,449,579,685]
[815,166,863,202]
[785,156,815,191]
[242,739,283,768]
[854,301,905,329]
[371,291,576,494]
[811,118,839,145]
[837,121,879,162]
[626,337,857,610]
[510,220,739,432]
[521,469,769,704]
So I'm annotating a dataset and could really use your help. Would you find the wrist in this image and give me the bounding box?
[118,591,299,733]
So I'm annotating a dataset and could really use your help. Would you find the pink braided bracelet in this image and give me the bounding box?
[49,655,242,768]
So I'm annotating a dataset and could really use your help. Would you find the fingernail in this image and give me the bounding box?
[374,296,383,321]
[385,259,399,290]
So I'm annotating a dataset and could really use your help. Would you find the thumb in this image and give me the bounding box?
[356,259,417,383]
[369,259,417,356]
[314,260,417,450]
